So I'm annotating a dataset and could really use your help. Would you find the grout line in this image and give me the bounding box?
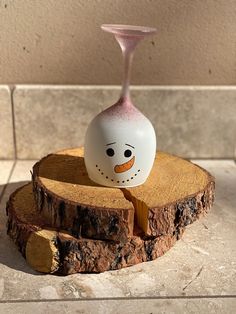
[9,85,17,160]
[6,160,17,184]
[0,295,235,304]
[10,84,236,90]
[0,160,17,202]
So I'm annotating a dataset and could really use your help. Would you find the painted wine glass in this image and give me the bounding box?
[84,24,157,187]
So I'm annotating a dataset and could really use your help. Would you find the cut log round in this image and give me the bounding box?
[32,148,215,241]
[32,147,134,242]
[6,184,184,274]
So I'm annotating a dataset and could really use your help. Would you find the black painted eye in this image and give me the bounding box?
[124,149,132,158]
[106,148,115,157]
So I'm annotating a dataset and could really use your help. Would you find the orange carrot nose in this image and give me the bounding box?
[114,156,135,173]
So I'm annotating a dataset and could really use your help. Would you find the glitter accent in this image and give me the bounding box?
[100,98,145,122]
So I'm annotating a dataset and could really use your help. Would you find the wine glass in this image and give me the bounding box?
[84,24,157,188]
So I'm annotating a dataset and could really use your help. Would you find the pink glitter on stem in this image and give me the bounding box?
[101,24,157,104]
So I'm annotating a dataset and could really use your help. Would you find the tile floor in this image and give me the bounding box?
[0,159,235,313]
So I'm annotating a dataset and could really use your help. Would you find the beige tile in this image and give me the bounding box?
[0,160,36,201]
[14,86,236,159]
[0,86,14,159]
[0,298,236,314]
[0,161,14,185]
[192,160,236,210]
[10,160,37,183]
[0,161,14,196]
[14,86,120,159]
[132,87,236,159]
[0,160,235,301]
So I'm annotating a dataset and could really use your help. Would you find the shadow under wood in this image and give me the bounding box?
[0,181,42,276]
[37,153,102,187]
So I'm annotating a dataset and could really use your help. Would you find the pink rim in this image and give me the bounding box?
[101,24,157,100]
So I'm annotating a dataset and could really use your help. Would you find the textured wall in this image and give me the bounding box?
[0,0,236,85]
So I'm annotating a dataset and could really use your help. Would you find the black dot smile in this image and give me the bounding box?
[96,164,140,183]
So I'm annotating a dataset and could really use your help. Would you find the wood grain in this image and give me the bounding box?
[32,148,215,238]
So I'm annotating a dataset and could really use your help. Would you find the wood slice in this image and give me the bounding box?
[32,148,215,241]
[6,184,183,274]
[32,147,134,242]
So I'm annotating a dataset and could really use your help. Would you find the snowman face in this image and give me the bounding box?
[94,141,141,185]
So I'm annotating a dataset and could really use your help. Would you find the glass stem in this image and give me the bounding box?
[121,49,133,101]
